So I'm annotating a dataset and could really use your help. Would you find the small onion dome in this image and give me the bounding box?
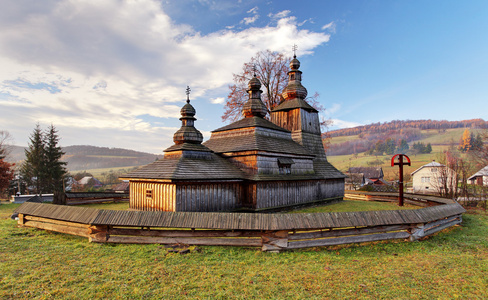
[248,75,261,90]
[173,126,203,144]
[282,81,308,100]
[180,102,196,117]
[290,56,300,70]
[242,75,268,118]
[173,96,203,144]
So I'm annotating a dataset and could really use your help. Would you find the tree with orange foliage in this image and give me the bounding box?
[459,128,471,152]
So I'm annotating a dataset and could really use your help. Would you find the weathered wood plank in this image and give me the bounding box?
[24,215,91,228]
[106,236,262,246]
[108,228,262,238]
[289,224,411,240]
[23,220,90,238]
[288,231,411,249]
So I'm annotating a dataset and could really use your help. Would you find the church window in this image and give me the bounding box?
[278,158,294,175]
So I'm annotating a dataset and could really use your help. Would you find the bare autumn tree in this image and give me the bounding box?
[223,50,329,127]
[223,50,289,122]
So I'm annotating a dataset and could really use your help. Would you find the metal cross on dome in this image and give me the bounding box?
[292,44,298,57]
[186,86,191,103]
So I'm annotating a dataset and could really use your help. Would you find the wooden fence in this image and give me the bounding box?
[14,192,465,252]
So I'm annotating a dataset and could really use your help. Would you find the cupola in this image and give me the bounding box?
[242,74,268,118]
[173,86,203,144]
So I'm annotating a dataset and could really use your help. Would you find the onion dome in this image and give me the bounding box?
[290,56,300,70]
[173,87,203,144]
[242,74,268,118]
[282,55,308,101]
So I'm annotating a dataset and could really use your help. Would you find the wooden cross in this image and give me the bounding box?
[186,86,191,103]
[391,154,411,206]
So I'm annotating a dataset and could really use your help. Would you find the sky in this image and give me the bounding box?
[1,0,487,154]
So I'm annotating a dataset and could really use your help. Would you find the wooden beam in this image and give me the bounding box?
[289,224,411,240]
[106,235,262,247]
[287,231,410,249]
[24,215,91,228]
[108,228,262,238]
[23,220,91,238]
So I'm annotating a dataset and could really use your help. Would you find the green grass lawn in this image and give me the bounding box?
[1,202,487,299]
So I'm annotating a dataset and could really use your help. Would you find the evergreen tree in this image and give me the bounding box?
[425,143,432,153]
[21,124,46,194]
[20,124,67,199]
[44,124,67,203]
[385,138,396,155]
[397,139,409,153]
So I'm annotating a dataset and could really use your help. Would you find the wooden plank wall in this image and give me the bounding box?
[14,192,466,252]
[129,181,176,211]
[176,182,241,212]
[254,179,344,209]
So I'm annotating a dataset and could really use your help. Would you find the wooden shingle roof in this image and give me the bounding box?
[314,160,347,179]
[212,116,289,133]
[15,202,465,231]
[121,152,245,180]
[272,98,317,112]
[204,134,313,156]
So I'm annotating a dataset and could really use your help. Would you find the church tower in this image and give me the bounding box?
[270,54,327,161]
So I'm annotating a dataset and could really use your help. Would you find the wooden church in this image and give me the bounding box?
[121,55,345,212]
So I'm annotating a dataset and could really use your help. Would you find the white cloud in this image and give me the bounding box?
[247,6,259,14]
[210,97,225,104]
[268,10,291,19]
[322,21,336,33]
[330,119,362,129]
[241,6,259,25]
[0,0,332,152]
[241,15,259,25]
[326,103,341,115]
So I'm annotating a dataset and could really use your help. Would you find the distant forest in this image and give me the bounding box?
[326,119,487,156]
[328,119,488,138]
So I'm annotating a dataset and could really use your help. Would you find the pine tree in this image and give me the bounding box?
[21,124,46,194]
[44,124,67,203]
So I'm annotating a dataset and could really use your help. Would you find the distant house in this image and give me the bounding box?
[468,166,488,186]
[77,176,103,188]
[113,181,130,193]
[347,167,387,186]
[411,161,456,194]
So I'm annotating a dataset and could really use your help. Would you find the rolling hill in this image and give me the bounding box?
[7,145,162,172]
[326,119,487,181]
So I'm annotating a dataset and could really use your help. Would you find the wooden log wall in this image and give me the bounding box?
[175,182,241,212]
[254,179,344,210]
[14,193,466,252]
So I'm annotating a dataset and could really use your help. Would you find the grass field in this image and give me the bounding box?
[1,202,487,299]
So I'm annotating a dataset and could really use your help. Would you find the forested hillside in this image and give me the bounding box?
[329,119,487,138]
[327,119,487,156]
[7,145,161,171]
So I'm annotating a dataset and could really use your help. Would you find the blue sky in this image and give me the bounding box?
[1,0,487,154]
